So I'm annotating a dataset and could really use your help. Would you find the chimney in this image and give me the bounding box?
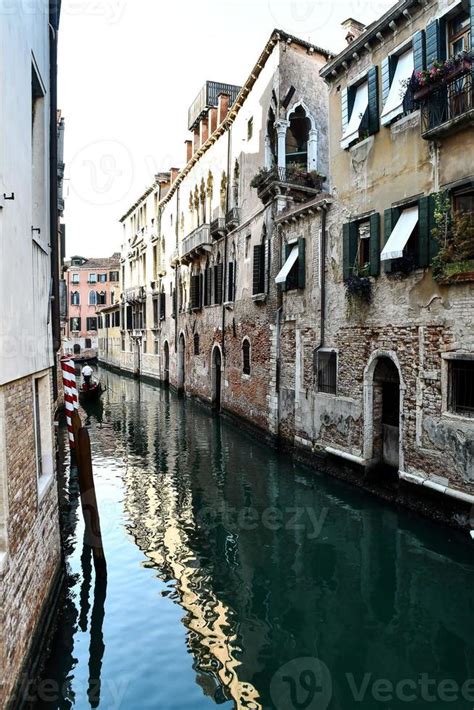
[209,107,218,135]
[341,18,366,44]
[170,167,180,184]
[217,93,230,125]
[185,139,193,163]
[193,127,200,152]
[199,116,209,146]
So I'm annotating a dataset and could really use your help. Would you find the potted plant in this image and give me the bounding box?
[345,264,372,312]
[405,51,473,101]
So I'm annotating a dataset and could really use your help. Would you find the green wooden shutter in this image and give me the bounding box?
[297,237,306,289]
[253,245,263,295]
[413,30,426,73]
[471,0,474,52]
[342,222,358,280]
[383,209,395,273]
[369,213,380,277]
[418,196,430,268]
[227,262,234,302]
[381,56,397,106]
[341,87,349,131]
[199,273,203,308]
[428,193,440,262]
[367,66,379,136]
[426,19,446,66]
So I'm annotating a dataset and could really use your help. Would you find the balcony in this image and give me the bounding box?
[420,70,473,140]
[210,217,226,238]
[251,166,326,206]
[187,81,242,130]
[180,224,211,264]
[125,286,146,304]
[225,207,240,230]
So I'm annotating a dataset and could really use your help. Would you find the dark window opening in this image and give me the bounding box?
[97,291,106,305]
[316,351,337,395]
[247,117,253,140]
[85,338,92,349]
[453,190,474,218]
[194,333,200,355]
[447,11,470,57]
[242,339,251,375]
[286,105,310,167]
[449,359,474,416]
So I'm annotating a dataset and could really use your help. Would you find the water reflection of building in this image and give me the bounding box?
[104,370,474,708]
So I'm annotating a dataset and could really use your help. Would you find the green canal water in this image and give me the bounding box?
[32,368,474,709]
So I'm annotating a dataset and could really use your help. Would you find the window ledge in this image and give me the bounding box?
[241,374,251,381]
[441,411,474,425]
[390,110,420,134]
[252,293,266,303]
[38,471,54,505]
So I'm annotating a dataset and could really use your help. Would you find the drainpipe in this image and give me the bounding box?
[49,8,60,399]
[318,204,328,350]
[274,217,283,433]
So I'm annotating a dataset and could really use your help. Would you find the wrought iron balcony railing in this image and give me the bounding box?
[420,70,473,139]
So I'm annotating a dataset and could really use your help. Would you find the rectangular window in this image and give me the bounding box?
[447,11,471,57]
[449,359,474,416]
[98,273,107,283]
[341,80,368,149]
[109,271,119,281]
[89,273,97,283]
[381,47,414,125]
[357,221,371,270]
[381,205,419,262]
[453,189,474,217]
[33,373,53,492]
[276,238,305,290]
[143,340,147,354]
[121,336,126,351]
[86,317,98,331]
[253,244,265,295]
[154,339,159,355]
[72,273,80,284]
[70,317,81,331]
[316,351,337,395]
[153,298,159,327]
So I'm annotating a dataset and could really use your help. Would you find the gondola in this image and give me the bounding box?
[78,380,104,403]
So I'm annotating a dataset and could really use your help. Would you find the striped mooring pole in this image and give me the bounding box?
[61,356,79,448]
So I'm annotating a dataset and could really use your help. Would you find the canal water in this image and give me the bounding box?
[32,368,474,710]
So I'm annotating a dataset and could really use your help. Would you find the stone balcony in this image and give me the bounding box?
[180,224,212,264]
[252,166,325,206]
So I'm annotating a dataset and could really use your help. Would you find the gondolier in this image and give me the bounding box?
[82,363,93,389]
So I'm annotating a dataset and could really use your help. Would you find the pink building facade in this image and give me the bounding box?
[64,254,120,357]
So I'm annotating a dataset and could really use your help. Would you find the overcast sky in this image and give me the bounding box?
[58,0,395,258]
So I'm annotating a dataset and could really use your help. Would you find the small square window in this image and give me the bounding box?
[449,359,474,416]
[72,273,80,284]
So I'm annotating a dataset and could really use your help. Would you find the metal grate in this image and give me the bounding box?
[421,70,473,136]
[449,360,474,416]
[315,351,337,395]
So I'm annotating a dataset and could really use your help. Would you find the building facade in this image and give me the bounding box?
[100,6,473,516]
[64,254,120,358]
[0,2,63,706]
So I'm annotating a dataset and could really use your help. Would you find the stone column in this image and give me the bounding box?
[308,128,318,171]
[275,120,289,170]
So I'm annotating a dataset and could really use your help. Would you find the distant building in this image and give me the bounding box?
[0,2,63,706]
[64,254,120,358]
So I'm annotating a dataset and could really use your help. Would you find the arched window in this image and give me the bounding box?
[242,338,251,375]
[194,333,200,355]
[89,290,97,306]
[97,291,106,305]
[266,106,277,167]
[286,105,310,167]
[71,291,80,305]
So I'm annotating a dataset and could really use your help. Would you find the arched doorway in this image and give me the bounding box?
[163,341,170,386]
[73,343,81,355]
[211,346,222,411]
[177,333,185,394]
[371,357,401,469]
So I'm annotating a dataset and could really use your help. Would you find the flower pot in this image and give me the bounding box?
[413,85,433,101]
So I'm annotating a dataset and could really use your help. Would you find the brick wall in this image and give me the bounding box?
[0,372,61,707]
